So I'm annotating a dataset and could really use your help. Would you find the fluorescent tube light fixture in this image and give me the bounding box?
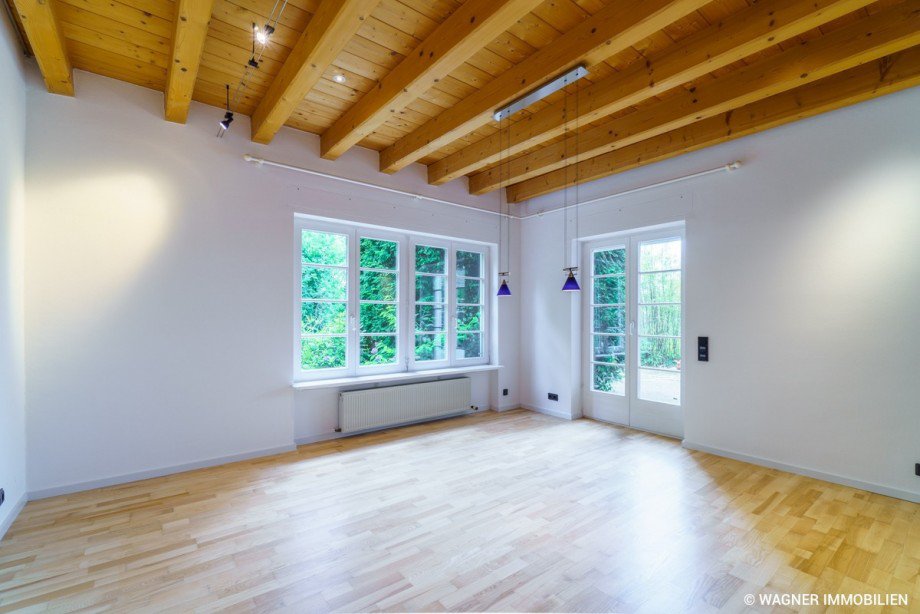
[493,65,588,122]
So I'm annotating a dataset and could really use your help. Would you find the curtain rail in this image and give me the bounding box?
[243,154,742,221]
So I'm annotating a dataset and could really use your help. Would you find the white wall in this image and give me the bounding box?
[24,70,520,495]
[0,7,28,536]
[17,60,919,503]
[519,86,920,501]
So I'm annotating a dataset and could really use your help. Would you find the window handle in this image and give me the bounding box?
[350,314,357,332]
[629,321,635,336]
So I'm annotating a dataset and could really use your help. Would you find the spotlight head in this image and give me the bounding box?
[255,23,273,44]
[219,111,234,131]
[248,56,260,69]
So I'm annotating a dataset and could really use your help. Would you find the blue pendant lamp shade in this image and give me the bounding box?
[497,278,512,296]
[562,268,580,291]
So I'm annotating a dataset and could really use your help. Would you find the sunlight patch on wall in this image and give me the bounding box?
[29,173,173,320]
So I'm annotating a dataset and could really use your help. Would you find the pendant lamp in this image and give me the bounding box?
[562,267,580,292]
[560,83,581,292]
[496,112,511,296]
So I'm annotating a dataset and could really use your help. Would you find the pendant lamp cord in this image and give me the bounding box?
[501,114,506,273]
[575,78,580,261]
[563,87,569,269]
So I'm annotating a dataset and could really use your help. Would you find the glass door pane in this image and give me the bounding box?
[637,238,682,405]
[591,247,627,395]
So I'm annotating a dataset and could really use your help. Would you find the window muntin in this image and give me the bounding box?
[591,247,627,395]
[637,238,682,405]
[296,222,489,380]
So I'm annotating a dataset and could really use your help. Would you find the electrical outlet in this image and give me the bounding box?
[0,488,5,507]
[915,463,920,477]
[502,388,508,396]
[548,393,559,401]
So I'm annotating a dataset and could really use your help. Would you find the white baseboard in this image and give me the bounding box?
[294,431,343,445]
[0,493,28,542]
[522,403,573,421]
[294,410,476,445]
[28,444,297,500]
[682,440,920,504]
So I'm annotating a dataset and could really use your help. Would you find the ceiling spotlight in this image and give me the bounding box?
[333,74,346,84]
[219,111,234,131]
[248,24,261,68]
[218,84,233,136]
[256,23,274,45]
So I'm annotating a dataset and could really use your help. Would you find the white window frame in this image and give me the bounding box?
[294,219,490,382]
[452,242,489,368]
[355,228,407,377]
[295,220,353,382]
[410,237,452,371]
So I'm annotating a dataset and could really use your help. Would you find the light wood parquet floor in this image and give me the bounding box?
[1,409,918,613]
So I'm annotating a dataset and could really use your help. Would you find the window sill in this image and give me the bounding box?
[292,364,502,391]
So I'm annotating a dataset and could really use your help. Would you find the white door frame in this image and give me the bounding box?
[580,226,685,438]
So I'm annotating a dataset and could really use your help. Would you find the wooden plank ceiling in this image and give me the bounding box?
[7,0,920,203]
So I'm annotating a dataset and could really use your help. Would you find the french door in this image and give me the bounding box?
[582,228,684,438]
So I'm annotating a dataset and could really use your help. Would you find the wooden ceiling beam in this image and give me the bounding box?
[427,0,876,186]
[505,47,920,203]
[250,0,381,145]
[377,0,711,174]
[472,2,920,194]
[164,0,214,123]
[319,0,544,161]
[10,0,73,95]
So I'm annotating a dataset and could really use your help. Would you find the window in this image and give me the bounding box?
[300,230,349,372]
[296,220,489,380]
[359,238,399,366]
[455,250,484,361]
[414,244,448,364]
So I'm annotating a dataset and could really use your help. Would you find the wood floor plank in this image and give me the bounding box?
[0,409,917,612]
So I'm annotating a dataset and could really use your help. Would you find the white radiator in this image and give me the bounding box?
[338,378,472,433]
